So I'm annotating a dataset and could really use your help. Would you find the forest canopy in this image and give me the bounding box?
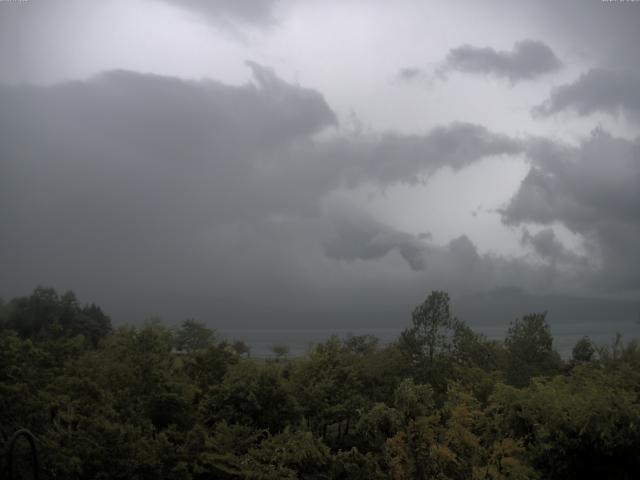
[1,287,640,479]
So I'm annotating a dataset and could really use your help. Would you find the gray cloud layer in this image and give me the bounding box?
[156,0,280,25]
[322,208,580,298]
[399,39,562,86]
[0,64,540,324]
[319,122,524,187]
[1,62,638,328]
[323,210,429,272]
[534,68,640,122]
[441,40,562,82]
[521,228,587,267]
[503,129,640,292]
[1,1,639,332]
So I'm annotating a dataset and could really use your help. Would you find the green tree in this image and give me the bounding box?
[5,286,640,479]
[331,447,388,480]
[489,368,640,479]
[504,312,562,387]
[183,343,238,391]
[401,291,453,365]
[199,361,299,433]
[354,402,403,452]
[271,344,289,361]
[385,413,456,480]
[398,291,459,394]
[174,319,216,353]
[393,378,435,422]
[475,438,537,480]
[5,287,111,347]
[247,428,331,479]
[344,334,380,355]
[85,323,194,430]
[0,297,9,330]
[231,339,251,357]
[571,336,596,363]
[291,336,366,444]
[451,320,507,372]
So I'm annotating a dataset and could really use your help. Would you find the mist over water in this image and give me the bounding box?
[222,319,640,358]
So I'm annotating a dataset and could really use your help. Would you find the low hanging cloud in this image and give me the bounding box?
[323,210,429,271]
[533,68,640,122]
[0,62,538,323]
[321,209,563,290]
[436,39,562,83]
[0,63,523,236]
[0,62,340,225]
[521,228,587,267]
[503,129,640,291]
[1,62,633,326]
[322,212,573,297]
[315,122,524,187]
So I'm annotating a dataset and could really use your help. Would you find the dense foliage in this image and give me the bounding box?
[2,288,640,479]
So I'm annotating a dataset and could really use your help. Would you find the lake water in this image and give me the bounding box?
[220,318,640,359]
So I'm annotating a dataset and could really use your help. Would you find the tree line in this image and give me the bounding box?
[1,287,639,479]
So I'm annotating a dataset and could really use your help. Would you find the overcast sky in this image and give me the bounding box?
[1,0,639,328]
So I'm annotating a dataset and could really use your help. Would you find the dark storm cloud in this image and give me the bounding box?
[426,235,564,295]
[0,62,337,227]
[504,130,640,230]
[533,69,640,122]
[0,64,523,244]
[156,0,280,25]
[437,40,562,82]
[319,123,524,186]
[323,211,429,271]
[0,64,534,323]
[320,209,571,297]
[0,63,336,307]
[521,228,586,266]
[521,0,640,73]
[503,129,640,291]
[0,60,631,327]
